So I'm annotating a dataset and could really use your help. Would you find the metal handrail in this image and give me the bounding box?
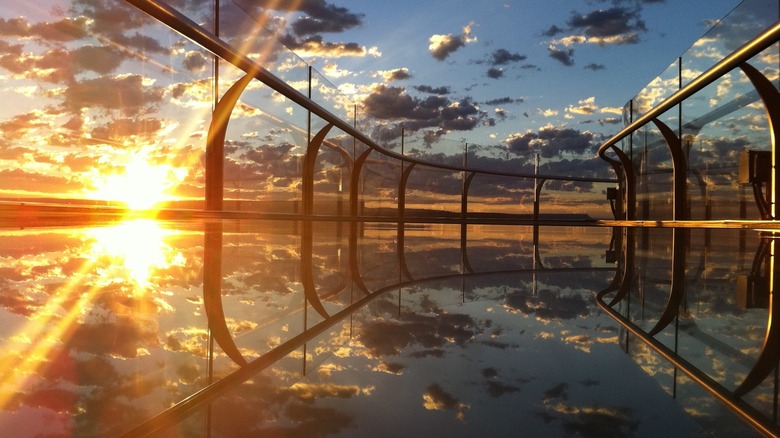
[597,20,780,160]
[125,0,615,184]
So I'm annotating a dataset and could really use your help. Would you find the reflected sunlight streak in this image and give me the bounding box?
[88,219,176,287]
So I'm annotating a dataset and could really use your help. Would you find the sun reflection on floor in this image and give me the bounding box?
[87,219,177,287]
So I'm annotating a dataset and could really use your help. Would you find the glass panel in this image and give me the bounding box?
[0,1,210,208]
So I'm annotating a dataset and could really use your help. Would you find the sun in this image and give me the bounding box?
[88,153,184,210]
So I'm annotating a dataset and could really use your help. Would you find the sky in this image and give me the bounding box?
[281,0,742,146]
[0,0,766,214]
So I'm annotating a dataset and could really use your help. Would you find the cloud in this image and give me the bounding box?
[279,34,373,58]
[490,48,527,65]
[182,51,208,73]
[61,74,164,114]
[375,68,411,82]
[485,97,523,105]
[542,24,565,37]
[291,5,364,36]
[414,85,451,95]
[567,7,646,41]
[422,383,469,421]
[505,125,596,158]
[548,45,575,66]
[487,67,504,79]
[566,97,597,115]
[428,22,477,61]
[362,85,487,135]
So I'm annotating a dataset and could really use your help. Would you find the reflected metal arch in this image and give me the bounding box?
[734,237,780,398]
[137,252,614,437]
[646,228,687,336]
[202,222,248,367]
[599,229,780,437]
[596,284,780,438]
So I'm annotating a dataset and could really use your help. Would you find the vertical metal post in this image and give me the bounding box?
[205,0,221,212]
[461,143,468,221]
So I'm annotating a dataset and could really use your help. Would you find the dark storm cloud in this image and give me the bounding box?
[486,67,504,79]
[414,85,451,95]
[584,63,605,71]
[548,46,575,66]
[490,48,527,65]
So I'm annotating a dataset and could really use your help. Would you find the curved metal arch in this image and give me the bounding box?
[739,62,780,219]
[302,124,335,215]
[651,118,687,221]
[398,162,416,219]
[533,178,547,222]
[203,222,248,367]
[205,73,254,211]
[301,221,331,320]
[607,229,635,307]
[350,149,373,217]
[611,146,636,220]
[733,237,780,398]
[461,171,477,220]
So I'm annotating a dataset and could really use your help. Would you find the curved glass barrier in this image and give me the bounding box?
[614,0,779,222]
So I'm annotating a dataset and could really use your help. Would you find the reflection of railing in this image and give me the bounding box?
[125,0,616,219]
[598,228,780,437]
[597,20,780,221]
[117,221,614,436]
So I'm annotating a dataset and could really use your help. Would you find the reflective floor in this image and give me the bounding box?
[0,219,774,437]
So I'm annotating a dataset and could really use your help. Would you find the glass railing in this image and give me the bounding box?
[606,0,780,222]
[0,0,616,222]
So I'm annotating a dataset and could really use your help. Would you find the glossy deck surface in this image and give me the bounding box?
[0,218,772,437]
